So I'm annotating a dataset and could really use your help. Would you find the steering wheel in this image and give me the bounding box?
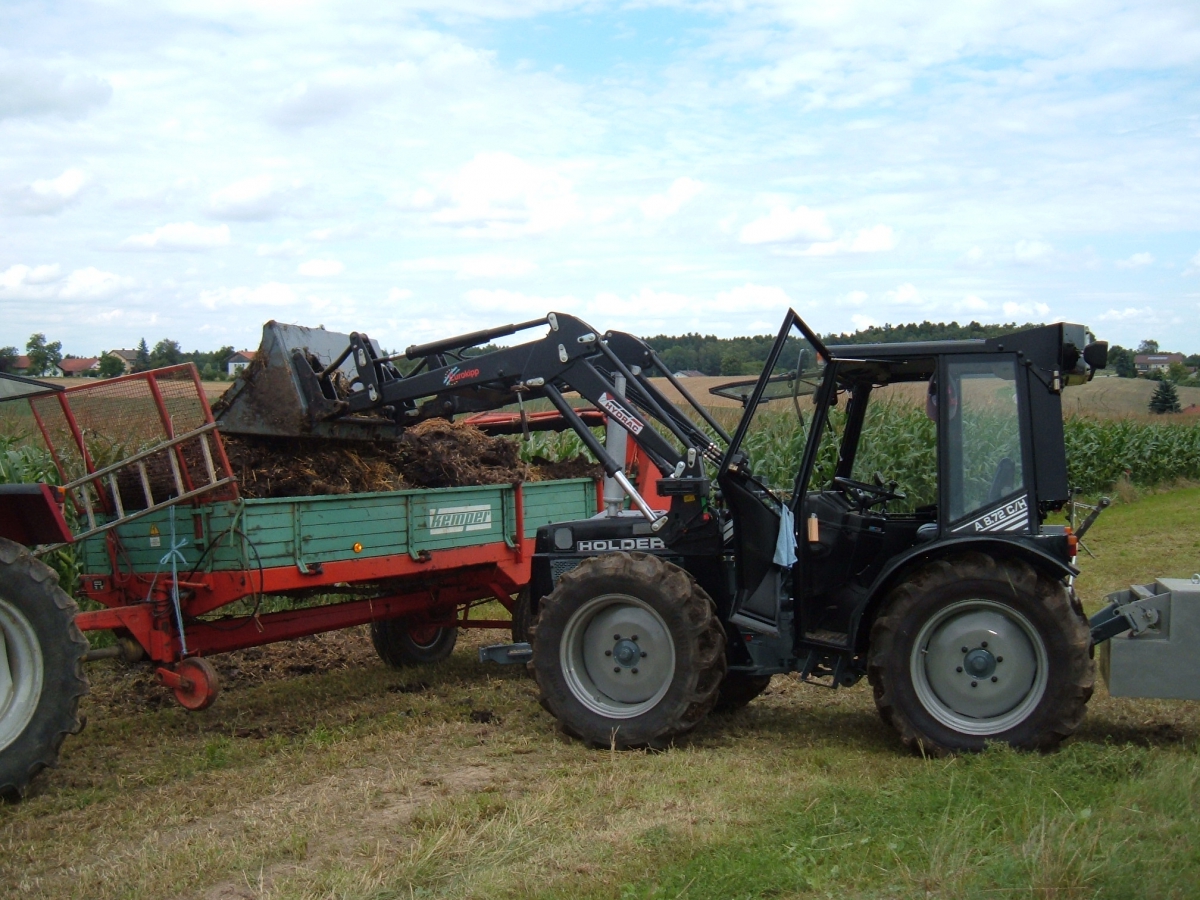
[832,472,906,512]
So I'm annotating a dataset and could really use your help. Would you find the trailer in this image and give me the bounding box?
[0,363,600,796]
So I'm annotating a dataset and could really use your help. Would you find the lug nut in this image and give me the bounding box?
[613,667,621,673]
[641,651,648,658]
[971,680,978,687]
[991,676,998,682]
[956,666,963,673]
[614,634,621,641]
[961,646,969,653]
[631,668,639,674]
[631,635,639,641]
[997,656,1003,663]
[605,650,612,656]
[981,641,988,648]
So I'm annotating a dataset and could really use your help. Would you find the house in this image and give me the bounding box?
[672,369,706,378]
[12,355,63,377]
[1135,353,1185,375]
[105,349,139,373]
[226,351,255,377]
[60,358,100,377]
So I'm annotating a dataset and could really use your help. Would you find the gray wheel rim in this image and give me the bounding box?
[910,599,1048,736]
[0,596,45,753]
[559,593,676,719]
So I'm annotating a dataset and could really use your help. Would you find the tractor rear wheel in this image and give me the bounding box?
[868,552,1092,755]
[0,538,88,800]
[530,552,726,748]
[370,618,457,668]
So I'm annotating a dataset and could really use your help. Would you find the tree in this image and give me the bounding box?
[133,338,151,372]
[0,346,17,374]
[1137,339,1159,355]
[1148,379,1181,414]
[150,339,183,368]
[97,354,126,378]
[1106,345,1136,378]
[25,333,63,376]
[1166,361,1191,384]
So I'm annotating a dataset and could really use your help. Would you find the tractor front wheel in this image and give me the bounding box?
[370,618,457,667]
[868,552,1093,755]
[530,552,726,748]
[0,539,88,800]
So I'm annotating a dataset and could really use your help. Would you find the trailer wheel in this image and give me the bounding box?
[713,672,773,713]
[370,618,457,667]
[0,538,88,801]
[530,552,726,748]
[868,552,1093,755]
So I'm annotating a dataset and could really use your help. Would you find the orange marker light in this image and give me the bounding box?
[352,542,363,553]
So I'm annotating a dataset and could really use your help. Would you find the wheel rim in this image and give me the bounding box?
[407,624,443,648]
[910,599,1048,736]
[0,596,45,753]
[559,593,676,719]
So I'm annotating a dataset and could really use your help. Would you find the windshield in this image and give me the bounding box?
[715,312,828,493]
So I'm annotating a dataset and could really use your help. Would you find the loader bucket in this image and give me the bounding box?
[214,321,400,441]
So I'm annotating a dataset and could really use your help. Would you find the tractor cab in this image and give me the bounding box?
[715,311,1102,675]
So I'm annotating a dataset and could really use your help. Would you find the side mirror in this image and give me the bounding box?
[1083,341,1108,370]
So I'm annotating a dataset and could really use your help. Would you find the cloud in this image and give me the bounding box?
[424,153,582,239]
[298,258,344,277]
[208,174,295,220]
[0,64,111,121]
[1099,306,1155,321]
[1002,301,1051,319]
[641,178,705,221]
[1014,240,1054,264]
[1115,252,1154,270]
[714,283,793,313]
[257,240,306,258]
[961,295,991,312]
[1185,249,1200,275]
[397,255,538,279]
[884,283,924,306]
[8,168,88,215]
[0,263,132,300]
[123,222,231,250]
[387,288,413,302]
[802,225,896,256]
[740,205,834,244]
[198,282,299,310]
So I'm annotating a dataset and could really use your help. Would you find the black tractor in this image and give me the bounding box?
[522,311,1106,754]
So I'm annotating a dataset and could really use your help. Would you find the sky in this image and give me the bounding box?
[2,0,1199,358]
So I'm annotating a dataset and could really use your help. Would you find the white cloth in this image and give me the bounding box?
[773,503,797,568]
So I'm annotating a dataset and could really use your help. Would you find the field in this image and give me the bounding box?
[2,486,1199,899]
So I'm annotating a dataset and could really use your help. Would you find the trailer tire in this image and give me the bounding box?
[0,538,88,801]
[370,618,457,668]
[868,552,1093,756]
[712,672,773,713]
[530,552,726,749]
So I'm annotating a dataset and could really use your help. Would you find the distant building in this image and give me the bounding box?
[672,369,705,378]
[105,349,139,373]
[60,358,100,377]
[13,355,63,377]
[1135,352,1185,375]
[226,351,255,377]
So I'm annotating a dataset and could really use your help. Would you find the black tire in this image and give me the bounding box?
[530,551,727,748]
[370,618,457,668]
[511,587,532,644]
[713,672,773,713]
[868,552,1093,755]
[0,538,89,801]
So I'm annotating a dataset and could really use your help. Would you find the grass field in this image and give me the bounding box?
[2,486,1198,899]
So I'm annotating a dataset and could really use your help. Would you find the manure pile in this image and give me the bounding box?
[220,418,599,499]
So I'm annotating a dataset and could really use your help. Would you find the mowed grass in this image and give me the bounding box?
[2,491,1199,899]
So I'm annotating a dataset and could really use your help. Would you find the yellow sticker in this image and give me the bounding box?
[149,522,161,548]
[149,524,160,536]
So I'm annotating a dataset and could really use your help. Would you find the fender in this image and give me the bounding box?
[848,535,1078,653]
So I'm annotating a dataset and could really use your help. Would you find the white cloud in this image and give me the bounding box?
[962,246,985,265]
[298,259,344,277]
[0,64,111,121]
[1014,240,1054,263]
[1002,301,1052,319]
[714,283,793,312]
[641,178,705,221]
[399,255,537,279]
[843,290,869,307]
[122,222,231,250]
[256,240,306,258]
[9,168,88,214]
[961,295,991,312]
[850,314,877,331]
[884,283,923,306]
[1098,306,1154,321]
[802,225,896,256]
[208,174,294,220]
[387,288,413,302]
[199,282,298,310]
[1115,252,1154,270]
[0,263,131,300]
[740,205,834,244]
[1185,249,1200,275]
[426,153,581,239]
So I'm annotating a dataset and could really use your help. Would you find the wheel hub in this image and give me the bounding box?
[612,638,642,668]
[0,596,45,753]
[911,599,1048,735]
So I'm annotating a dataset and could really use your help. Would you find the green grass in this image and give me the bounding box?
[2,489,1199,899]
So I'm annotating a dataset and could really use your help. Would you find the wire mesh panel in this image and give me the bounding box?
[14,365,236,542]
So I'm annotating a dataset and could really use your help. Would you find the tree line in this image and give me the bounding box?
[0,335,237,381]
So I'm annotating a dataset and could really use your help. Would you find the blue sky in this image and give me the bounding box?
[2,0,1199,356]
